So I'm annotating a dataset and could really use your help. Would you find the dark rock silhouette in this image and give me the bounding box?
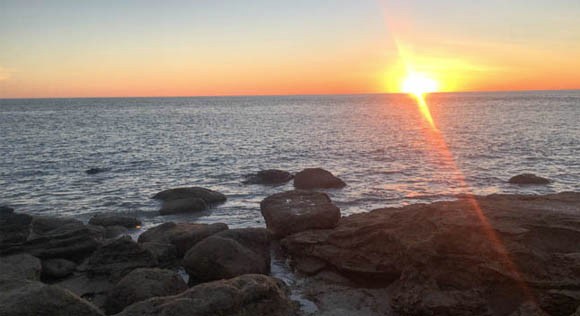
[0,253,42,281]
[86,168,109,175]
[294,168,346,189]
[159,197,207,215]
[183,228,270,284]
[89,214,141,228]
[42,258,76,280]
[152,187,226,204]
[509,173,551,185]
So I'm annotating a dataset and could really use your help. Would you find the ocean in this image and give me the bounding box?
[1,91,578,230]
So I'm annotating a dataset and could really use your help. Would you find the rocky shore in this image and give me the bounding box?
[1,169,578,316]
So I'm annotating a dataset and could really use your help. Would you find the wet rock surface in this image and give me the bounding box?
[283,192,580,315]
[244,169,294,185]
[183,228,271,283]
[116,274,296,316]
[137,222,228,257]
[0,253,42,281]
[42,258,77,280]
[159,197,208,215]
[261,190,341,238]
[293,168,346,189]
[104,268,187,315]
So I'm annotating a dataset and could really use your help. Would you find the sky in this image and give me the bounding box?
[1,0,579,98]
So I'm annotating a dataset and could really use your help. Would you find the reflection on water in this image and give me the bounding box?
[0,91,578,229]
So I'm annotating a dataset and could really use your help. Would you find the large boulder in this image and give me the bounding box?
[282,192,580,315]
[0,209,32,246]
[0,279,104,316]
[508,173,551,185]
[260,190,341,238]
[138,222,228,257]
[159,198,208,215]
[104,268,187,314]
[0,253,41,281]
[293,168,346,189]
[183,228,270,283]
[243,169,293,185]
[83,236,157,281]
[42,258,77,280]
[116,274,296,316]
[88,214,141,228]
[152,187,226,204]
[2,216,101,261]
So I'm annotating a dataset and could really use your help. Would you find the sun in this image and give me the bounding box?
[401,72,439,97]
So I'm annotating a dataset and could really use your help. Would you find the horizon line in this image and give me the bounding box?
[1,88,579,101]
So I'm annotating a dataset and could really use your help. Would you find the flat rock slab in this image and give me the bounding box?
[116,274,296,316]
[293,168,346,189]
[282,192,580,316]
[261,190,341,238]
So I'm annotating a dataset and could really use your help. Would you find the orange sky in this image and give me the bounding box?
[1,1,579,98]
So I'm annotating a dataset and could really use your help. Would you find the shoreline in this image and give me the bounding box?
[2,188,579,315]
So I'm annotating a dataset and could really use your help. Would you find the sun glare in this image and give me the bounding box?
[402,72,438,97]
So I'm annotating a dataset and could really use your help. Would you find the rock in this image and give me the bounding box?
[0,254,42,281]
[84,236,157,281]
[42,258,77,280]
[2,217,101,261]
[104,268,187,314]
[508,173,551,185]
[56,274,114,310]
[152,187,227,204]
[293,168,346,189]
[103,225,129,239]
[159,197,208,215]
[140,242,178,268]
[183,228,270,283]
[88,214,141,228]
[281,192,580,315]
[243,169,293,185]
[86,167,109,175]
[138,222,228,257]
[116,274,296,316]
[0,210,32,246]
[30,215,84,236]
[0,205,15,215]
[260,190,341,238]
[0,279,104,316]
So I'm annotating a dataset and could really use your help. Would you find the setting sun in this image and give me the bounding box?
[401,72,439,96]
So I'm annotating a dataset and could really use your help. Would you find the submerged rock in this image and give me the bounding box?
[0,253,42,281]
[293,168,346,189]
[0,279,104,316]
[104,268,187,315]
[159,197,207,215]
[116,274,296,316]
[138,222,228,257]
[508,173,551,185]
[88,214,141,228]
[243,169,294,185]
[260,190,341,238]
[282,192,580,315]
[86,168,109,175]
[152,187,226,204]
[183,228,271,283]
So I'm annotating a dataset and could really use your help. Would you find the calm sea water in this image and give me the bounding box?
[1,91,579,230]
